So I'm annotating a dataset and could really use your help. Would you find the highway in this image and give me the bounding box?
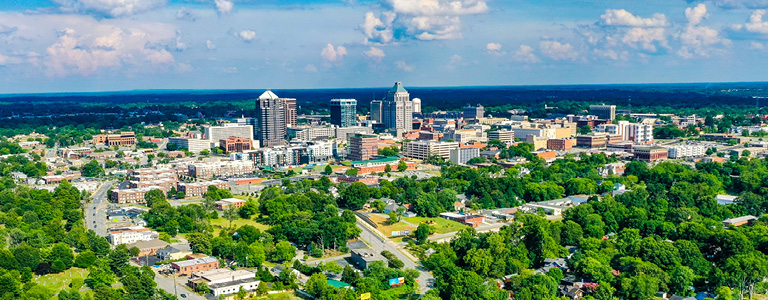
[85,180,116,237]
[355,216,434,294]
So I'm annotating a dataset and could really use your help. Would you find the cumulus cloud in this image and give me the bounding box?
[206,40,216,50]
[539,41,579,61]
[622,27,668,52]
[176,7,197,21]
[396,60,413,72]
[486,42,502,51]
[321,44,348,62]
[360,0,490,43]
[513,45,540,63]
[304,64,318,72]
[678,4,726,58]
[237,30,257,42]
[364,46,386,60]
[53,0,166,18]
[215,0,234,15]
[744,10,768,33]
[45,25,176,77]
[600,9,668,27]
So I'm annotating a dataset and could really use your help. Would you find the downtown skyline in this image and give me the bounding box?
[1,1,768,92]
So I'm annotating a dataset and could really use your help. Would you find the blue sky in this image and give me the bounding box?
[1,0,768,93]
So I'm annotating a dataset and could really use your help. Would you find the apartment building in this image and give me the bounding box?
[188,161,255,179]
[178,180,229,198]
[402,140,459,160]
[348,134,379,161]
[667,145,707,158]
[449,148,480,165]
[168,137,210,153]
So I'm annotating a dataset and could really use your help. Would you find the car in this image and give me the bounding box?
[93,221,96,223]
[180,294,186,298]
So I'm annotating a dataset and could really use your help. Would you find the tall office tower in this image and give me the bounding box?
[283,98,297,127]
[382,82,413,131]
[463,104,484,120]
[255,91,288,147]
[330,99,357,128]
[589,104,616,121]
[370,100,383,123]
[348,133,379,161]
[412,98,422,114]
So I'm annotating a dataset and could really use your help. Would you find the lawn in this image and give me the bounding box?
[379,285,420,300]
[368,214,416,237]
[403,217,466,234]
[35,267,88,294]
[210,217,271,232]
[233,194,258,202]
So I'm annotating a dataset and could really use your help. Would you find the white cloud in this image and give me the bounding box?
[237,30,257,42]
[215,0,234,15]
[360,0,490,43]
[750,41,766,49]
[685,4,708,26]
[53,0,166,18]
[176,7,197,21]
[364,46,386,59]
[321,44,348,62]
[622,27,668,52]
[45,25,176,77]
[513,45,540,63]
[304,64,318,72]
[600,9,668,27]
[539,41,579,61]
[593,48,629,61]
[206,40,216,50]
[396,60,413,72]
[486,42,502,51]
[705,0,768,9]
[745,10,768,33]
[221,66,237,74]
[449,54,463,65]
[361,11,395,44]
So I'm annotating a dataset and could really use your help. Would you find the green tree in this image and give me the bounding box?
[669,266,695,297]
[578,126,592,135]
[274,241,296,262]
[81,160,104,177]
[305,273,329,298]
[143,189,166,207]
[324,165,333,175]
[398,160,408,172]
[223,206,239,229]
[385,164,392,173]
[51,243,75,270]
[414,223,433,244]
[340,182,370,209]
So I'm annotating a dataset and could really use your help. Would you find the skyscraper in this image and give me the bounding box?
[463,105,484,120]
[283,98,297,127]
[370,100,383,123]
[381,82,413,133]
[330,99,357,128]
[255,91,288,147]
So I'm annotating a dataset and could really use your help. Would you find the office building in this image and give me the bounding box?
[576,133,609,149]
[412,98,422,114]
[94,132,136,146]
[667,145,707,158]
[330,99,357,128]
[402,140,459,160]
[450,148,480,165]
[171,256,220,276]
[255,91,288,147]
[188,161,255,179]
[204,124,254,143]
[336,126,374,140]
[463,105,484,120]
[349,134,379,161]
[219,137,253,153]
[370,100,383,123]
[187,269,260,297]
[488,130,515,144]
[629,123,654,143]
[633,146,668,162]
[381,82,413,133]
[168,137,210,153]
[283,97,297,128]
[589,104,616,121]
[288,126,334,141]
[547,138,574,151]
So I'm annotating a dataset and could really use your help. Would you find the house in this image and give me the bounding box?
[126,239,169,257]
[350,249,387,270]
[722,215,758,227]
[171,256,220,276]
[453,201,466,211]
[439,212,486,228]
[716,194,738,205]
[215,198,247,210]
[187,269,259,297]
[156,245,193,261]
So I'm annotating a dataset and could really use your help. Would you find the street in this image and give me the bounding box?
[85,180,116,237]
[355,216,434,294]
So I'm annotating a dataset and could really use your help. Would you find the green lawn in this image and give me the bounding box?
[233,194,258,202]
[34,267,88,294]
[403,217,466,234]
[379,285,420,300]
[210,217,271,232]
[368,214,416,237]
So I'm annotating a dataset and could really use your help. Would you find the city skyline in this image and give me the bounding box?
[2,1,768,93]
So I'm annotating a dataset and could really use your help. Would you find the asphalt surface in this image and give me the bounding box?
[85,180,116,237]
[355,216,434,294]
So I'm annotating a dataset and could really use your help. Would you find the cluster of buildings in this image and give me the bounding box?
[110,166,231,203]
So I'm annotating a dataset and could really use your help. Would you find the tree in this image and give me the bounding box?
[81,160,104,177]
[385,164,392,173]
[75,250,97,268]
[239,201,258,219]
[223,206,239,229]
[669,266,695,297]
[578,126,592,135]
[378,146,400,156]
[305,273,329,298]
[414,223,433,244]
[195,281,210,294]
[256,281,269,295]
[398,160,408,172]
[188,233,213,255]
[340,182,370,209]
[144,189,166,207]
[387,211,400,224]
[51,243,75,270]
[200,149,210,155]
[324,165,333,175]
[274,241,296,262]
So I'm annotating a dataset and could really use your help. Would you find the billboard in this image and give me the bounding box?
[388,277,405,286]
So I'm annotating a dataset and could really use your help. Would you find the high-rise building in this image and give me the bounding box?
[255,91,288,148]
[330,99,357,128]
[204,123,254,142]
[589,104,616,121]
[463,105,484,120]
[381,82,413,133]
[370,100,383,123]
[412,98,422,114]
[348,134,379,161]
[283,98,297,128]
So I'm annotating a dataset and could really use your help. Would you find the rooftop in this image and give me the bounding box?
[389,81,407,94]
[172,256,219,268]
[258,90,279,100]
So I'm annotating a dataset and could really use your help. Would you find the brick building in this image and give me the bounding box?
[348,134,379,161]
[547,138,574,151]
[171,256,220,276]
[178,180,229,198]
[219,137,253,153]
[94,132,136,146]
[633,146,668,162]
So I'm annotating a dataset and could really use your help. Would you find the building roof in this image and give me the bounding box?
[389,82,407,93]
[327,280,352,288]
[723,215,758,224]
[172,256,219,268]
[127,239,169,250]
[208,278,260,290]
[259,90,279,100]
[351,156,400,166]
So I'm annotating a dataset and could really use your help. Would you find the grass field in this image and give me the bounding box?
[210,217,271,232]
[379,285,420,300]
[34,267,88,294]
[403,216,467,234]
[368,214,417,237]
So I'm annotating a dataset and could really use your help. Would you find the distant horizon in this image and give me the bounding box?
[3,80,768,97]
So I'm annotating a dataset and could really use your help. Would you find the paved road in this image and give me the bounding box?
[306,253,352,266]
[154,272,206,300]
[85,180,116,237]
[355,216,433,294]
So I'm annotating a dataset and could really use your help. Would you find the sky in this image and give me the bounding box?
[2,0,768,93]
